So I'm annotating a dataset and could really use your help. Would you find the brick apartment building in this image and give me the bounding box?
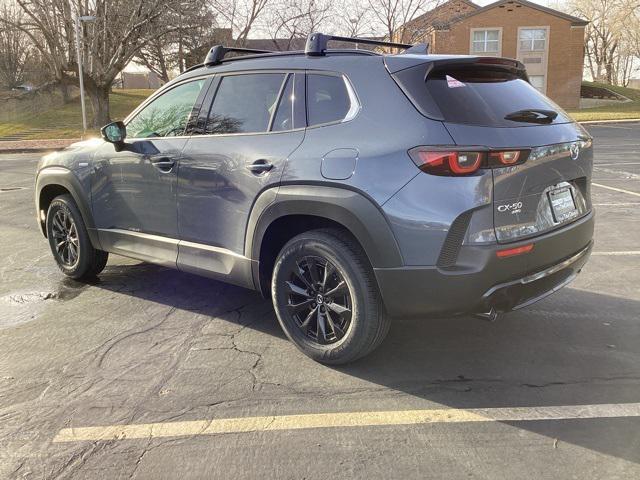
[400,0,588,108]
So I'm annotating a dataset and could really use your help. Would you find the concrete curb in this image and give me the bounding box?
[0,148,61,154]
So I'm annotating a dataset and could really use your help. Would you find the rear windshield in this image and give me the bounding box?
[420,67,572,127]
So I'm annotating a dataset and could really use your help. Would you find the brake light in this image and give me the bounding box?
[409,150,482,176]
[409,147,529,176]
[496,243,534,258]
[489,151,520,165]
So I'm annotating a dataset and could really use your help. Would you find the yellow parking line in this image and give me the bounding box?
[53,402,640,443]
[592,182,640,197]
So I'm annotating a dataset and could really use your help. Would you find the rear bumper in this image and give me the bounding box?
[374,211,594,318]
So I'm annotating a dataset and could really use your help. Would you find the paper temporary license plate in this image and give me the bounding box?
[548,186,578,223]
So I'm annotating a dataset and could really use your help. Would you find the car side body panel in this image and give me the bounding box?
[246,185,405,294]
[35,140,103,249]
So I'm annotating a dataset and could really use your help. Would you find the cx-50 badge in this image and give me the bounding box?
[497,201,523,214]
[570,142,580,160]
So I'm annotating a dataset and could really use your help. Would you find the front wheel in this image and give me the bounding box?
[271,229,390,365]
[46,194,108,280]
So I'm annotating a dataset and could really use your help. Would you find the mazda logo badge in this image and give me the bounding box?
[570,143,580,160]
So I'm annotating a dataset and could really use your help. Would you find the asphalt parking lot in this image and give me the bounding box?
[1,122,639,479]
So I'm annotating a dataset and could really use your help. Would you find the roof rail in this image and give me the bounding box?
[305,33,413,56]
[204,45,273,66]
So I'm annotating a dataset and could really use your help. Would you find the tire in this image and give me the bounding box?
[46,194,109,280]
[271,228,390,365]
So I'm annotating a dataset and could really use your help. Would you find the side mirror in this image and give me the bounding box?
[101,121,126,150]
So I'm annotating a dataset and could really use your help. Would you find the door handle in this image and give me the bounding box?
[151,157,175,172]
[247,160,274,174]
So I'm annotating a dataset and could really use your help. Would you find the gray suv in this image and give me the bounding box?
[35,34,594,364]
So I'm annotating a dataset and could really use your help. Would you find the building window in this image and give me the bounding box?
[471,29,500,53]
[529,75,545,92]
[519,28,546,52]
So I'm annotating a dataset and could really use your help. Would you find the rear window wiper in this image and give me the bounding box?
[504,109,558,124]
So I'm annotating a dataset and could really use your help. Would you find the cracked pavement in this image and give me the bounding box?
[1,123,640,479]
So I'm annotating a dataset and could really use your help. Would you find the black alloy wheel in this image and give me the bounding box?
[271,229,390,365]
[46,194,109,279]
[285,256,352,345]
[50,208,80,267]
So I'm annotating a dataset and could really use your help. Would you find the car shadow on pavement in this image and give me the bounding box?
[86,261,640,465]
[341,287,640,465]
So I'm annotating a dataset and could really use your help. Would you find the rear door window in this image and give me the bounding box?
[205,73,286,134]
[424,68,572,127]
[307,74,356,126]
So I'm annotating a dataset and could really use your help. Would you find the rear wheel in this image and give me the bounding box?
[46,194,108,280]
[271,229,390,365]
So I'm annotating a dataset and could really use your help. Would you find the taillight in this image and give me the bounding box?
[489,150,520,165]
[409,147,529,176]
[409,150,483,176]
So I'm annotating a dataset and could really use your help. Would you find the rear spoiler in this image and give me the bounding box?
[385,55,527,77]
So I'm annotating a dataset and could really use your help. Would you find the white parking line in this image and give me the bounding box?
[595,162,640,166]
[53,402,640,443]
[592,251,640,256]
[594,167,640,180]
[592,183,640,197]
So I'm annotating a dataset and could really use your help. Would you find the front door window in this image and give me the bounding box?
[126,79,206,139]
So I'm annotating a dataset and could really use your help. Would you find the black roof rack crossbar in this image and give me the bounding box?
[305,33,412,56]
[204,45,273,66]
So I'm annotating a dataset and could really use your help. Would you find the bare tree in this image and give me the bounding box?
[10,0,182,126]
[263,0,333,50]
[1,0,75,99]
[136,1,221,80]
[566,0,639,85]
[366,0,439,47]
[333,0,376,38]
[137,37,173,83]
[0,4,32,89]
[211,0,272,46]
[624,0,640,62]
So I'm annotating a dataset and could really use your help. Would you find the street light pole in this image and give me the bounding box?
[74,15,96,134]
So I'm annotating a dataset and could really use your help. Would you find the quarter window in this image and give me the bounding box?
[205,73,286,135]
[471,29,500,53]
[307,74,355,126]
[126,79,205,139]
[519,28,546,52]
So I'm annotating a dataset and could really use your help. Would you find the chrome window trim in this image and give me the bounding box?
[342,75,361,122]
[305,71,361,129]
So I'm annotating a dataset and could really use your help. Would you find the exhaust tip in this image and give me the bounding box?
[473,308,498,322]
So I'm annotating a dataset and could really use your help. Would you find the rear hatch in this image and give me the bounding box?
[388,56,593,243]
